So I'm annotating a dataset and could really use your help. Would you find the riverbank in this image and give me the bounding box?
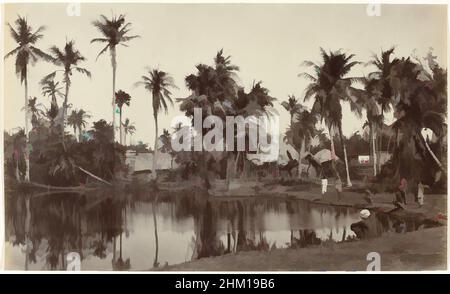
[162,226,447,271]
[159,179,447,223]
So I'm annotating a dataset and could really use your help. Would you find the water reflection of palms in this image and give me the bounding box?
[152,195,159,268]
[112,232,130,271]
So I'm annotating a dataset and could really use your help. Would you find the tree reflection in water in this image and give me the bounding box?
[5,189,433,271]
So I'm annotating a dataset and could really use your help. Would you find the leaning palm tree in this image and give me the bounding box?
[44,41,91,147]
[91,14,140,143]
[136,69,177,179]
[122,118,136,146]
[115,90,131,145]
[301,48,362,187]
[4,16,52,181]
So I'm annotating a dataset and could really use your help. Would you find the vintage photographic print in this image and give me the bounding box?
[0,2,447,272]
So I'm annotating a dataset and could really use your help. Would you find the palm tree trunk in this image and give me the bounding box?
[298,139,306,179]
[329,126,336,160]
[73,126,77,142]
[51,94,58,108]
[119,108,123,145]
[153,113,158,179]
[24,75,30,182]
[378,130,383,171]
[62,74,70,150]
[338,125,352,187]
[371,123,377,175]
[111,46,117,143]
[78,127,83,142]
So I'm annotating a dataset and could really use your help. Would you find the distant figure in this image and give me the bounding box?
[417,182,429,207]
[350,209,375,239]
[394,178,408,206]
[279,150,298,178]
[303,149,340,196]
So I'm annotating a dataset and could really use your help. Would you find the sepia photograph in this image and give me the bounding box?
[0,1,447,273]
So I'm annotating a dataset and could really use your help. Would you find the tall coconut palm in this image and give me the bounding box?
[366,47,399,172]
[44,41,91,147]
[122,118,136,146]
[91,14,140,143]
[67,109,91,142]
[389,55,447,176]
[136,69,177,179]
[348,81,383,176]
[115,90,131,145]
[4,16,52,181]
[301,48,362,187]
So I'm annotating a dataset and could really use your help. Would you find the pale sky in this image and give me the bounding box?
[2,3,447,145]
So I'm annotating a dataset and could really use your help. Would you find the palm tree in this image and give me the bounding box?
[41,79,63,129]
[284,109,318,178]
[115,90,131,145]
[23,97,46,129]
[122,118,136,146]
[178,49,240,189]
[67,110,79,141]
[4,16,52,181]
[67,109,91,142]
[301,48,362,187]
[41,78,63,109]
[136,69,177,179]
[44,41,91,147]
[233,81,277,177]
[91,14,140,143]
[365,47,399,172]
[389,54,446,174]
[351,78,384,175]
[281,95,306,125]
[159,129,176,169]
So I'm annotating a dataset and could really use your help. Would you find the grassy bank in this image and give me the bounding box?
[162,227,446,271]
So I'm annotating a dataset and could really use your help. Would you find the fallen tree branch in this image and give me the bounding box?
[22,182,95,191]
[77,166,112,186]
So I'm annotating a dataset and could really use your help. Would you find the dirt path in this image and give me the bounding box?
[163,227,447,271]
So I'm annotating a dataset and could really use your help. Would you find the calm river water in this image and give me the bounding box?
[4,190,426,270]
